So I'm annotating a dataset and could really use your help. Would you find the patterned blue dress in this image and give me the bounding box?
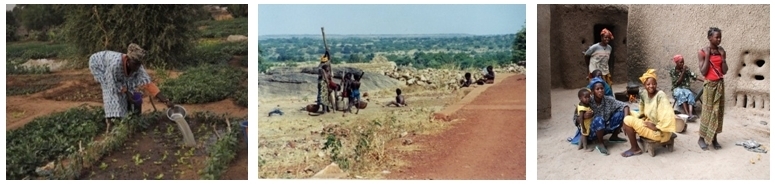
[88,51,153,118]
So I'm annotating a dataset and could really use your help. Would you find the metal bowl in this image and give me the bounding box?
[166,105,187,121]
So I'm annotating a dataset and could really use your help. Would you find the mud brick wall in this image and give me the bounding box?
[627,4,770,115]
[538,4,552,119]
[548,4,630,89]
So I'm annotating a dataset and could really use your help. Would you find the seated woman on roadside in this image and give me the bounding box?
[589,70,613,97]
[568,77,629,155]
[620,69,676,157]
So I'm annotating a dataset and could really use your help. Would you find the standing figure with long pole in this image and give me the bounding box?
[317,27,336,114]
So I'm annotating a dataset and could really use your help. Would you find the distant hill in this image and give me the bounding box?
[258,33,487,40]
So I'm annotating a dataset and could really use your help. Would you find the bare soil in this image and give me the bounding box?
[388,74,526,180]
[6,69,249,180]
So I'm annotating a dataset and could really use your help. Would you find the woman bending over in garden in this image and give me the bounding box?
[89,43,175,134]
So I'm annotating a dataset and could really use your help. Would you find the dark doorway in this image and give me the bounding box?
[594,24,616,83]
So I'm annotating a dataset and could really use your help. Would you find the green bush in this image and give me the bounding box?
[62,5,201,69]
[232,86,247,107]
[200,119,243,179]
[259,62,273,73]
[188,41,247,66]
[5,106,106,180]
[7,24,17,42]
[188,48,232,66]
[220,41,248,55]
[196,17,248,38]
[161,64,246,104]
[6,42,69,60]
[228,5,248,18]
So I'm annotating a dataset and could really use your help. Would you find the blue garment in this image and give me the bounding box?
[268,108,283,116]
[568,110,624,145]
[587,77,613,97]
[350,89,361,102]
[673,88,696,106]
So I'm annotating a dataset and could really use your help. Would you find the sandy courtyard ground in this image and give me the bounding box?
[538,84,770,180]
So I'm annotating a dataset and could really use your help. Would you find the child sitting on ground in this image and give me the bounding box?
[576,88,594,152]
[460,72,473,87]
[476,66,496,85]
[385,88,407,107]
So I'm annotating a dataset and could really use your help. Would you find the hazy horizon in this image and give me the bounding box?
[258,4,526,36]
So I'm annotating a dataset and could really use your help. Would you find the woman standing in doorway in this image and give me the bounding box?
[697,27,728,151]
[584,28,614,85]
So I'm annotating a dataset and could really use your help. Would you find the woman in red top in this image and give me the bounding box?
[697,27,728,151]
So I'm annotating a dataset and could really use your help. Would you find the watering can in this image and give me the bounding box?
[166,105,196,147]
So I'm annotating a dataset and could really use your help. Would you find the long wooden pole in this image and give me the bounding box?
[321,27,329,52]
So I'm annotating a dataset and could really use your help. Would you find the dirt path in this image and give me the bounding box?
[388,74,526,180]
[537,84,770,180]
[6,70,247,131]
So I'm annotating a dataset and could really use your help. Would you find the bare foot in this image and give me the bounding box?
[698,138,709,151]
[712,140,722,150]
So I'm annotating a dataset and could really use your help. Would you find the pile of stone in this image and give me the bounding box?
[381,63,526,90]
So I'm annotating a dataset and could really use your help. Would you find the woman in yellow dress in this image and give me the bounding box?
[621,69,677,157]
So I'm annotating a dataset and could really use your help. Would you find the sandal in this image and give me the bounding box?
[596,145,610,156]
[609,137,627,143]
[688,115,698,122]
[621,150,643,157]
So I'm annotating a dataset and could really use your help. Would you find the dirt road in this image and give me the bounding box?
[388,74,527,180]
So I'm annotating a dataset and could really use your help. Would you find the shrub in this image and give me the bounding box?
[62,5,201,69]
[5,106,106,180]
[161,64,246,104]
[195,17,248,38]
[227,5,248,18]
[6,42,69,60]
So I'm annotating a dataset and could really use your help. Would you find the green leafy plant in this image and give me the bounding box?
[200,119,242,180]
[232,86,247,108]
[195,17,248,38]
[6,41,69,60]
[160,64,246,104]
[5,106,106,180]
[323,134,349,169]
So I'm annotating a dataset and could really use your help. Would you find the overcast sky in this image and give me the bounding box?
[259,4,526,36]
[7,4,15,11]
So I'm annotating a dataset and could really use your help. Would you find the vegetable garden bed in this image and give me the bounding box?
[42,80,102,102]
[79,112,244,180]
[5,106,245,180]
[160,64,246,104]
[5,106,106,180]
[6,74,62,96]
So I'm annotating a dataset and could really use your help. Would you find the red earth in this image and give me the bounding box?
[388,74,526,180]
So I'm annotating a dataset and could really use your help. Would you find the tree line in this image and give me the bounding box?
[6,4,249,69]
[259,24,526,70]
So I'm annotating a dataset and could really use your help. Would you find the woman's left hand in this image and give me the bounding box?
[644,121,659,131]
